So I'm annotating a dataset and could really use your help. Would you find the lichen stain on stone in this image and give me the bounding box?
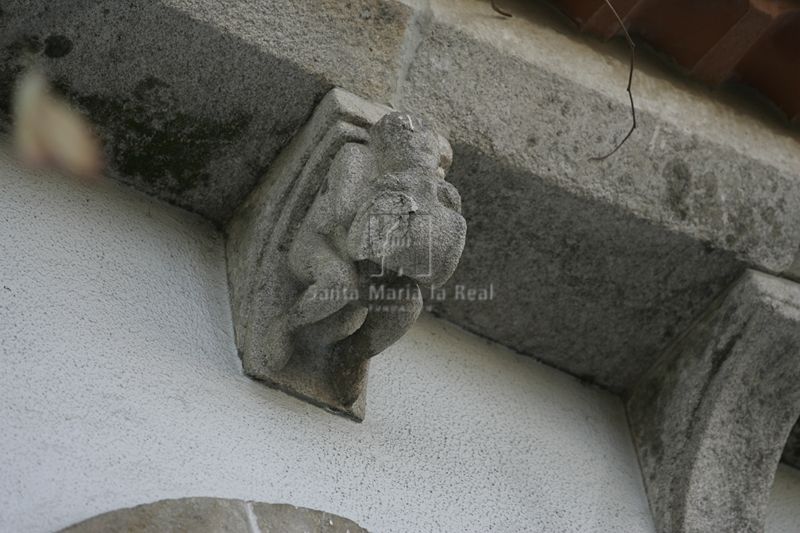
[44,35,73,58]
[664,158,692,221]
[664,159,730,233]
[662,155,789,254]
[762,203,784,241]
[54,76,252,196]
[726,208,755,248]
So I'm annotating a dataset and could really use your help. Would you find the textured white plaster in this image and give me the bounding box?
[767,465,800,533]
[0,144,656,532]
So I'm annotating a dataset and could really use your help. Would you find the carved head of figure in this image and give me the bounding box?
[347,112,466,287]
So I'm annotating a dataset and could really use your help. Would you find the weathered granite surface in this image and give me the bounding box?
[0,0,412,222]
[399,4,800,391]
[3,0,799,397]
[227,89,465,420]
[628,270,800,533]
[60,497,367,532]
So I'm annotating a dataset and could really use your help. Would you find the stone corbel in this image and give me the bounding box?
[226,89,466,421]
[628,270,800,533]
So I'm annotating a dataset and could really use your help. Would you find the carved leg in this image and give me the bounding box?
[299,302,369,354]
[287,231,360,328]
[329,275,422,406]
[263,231,359,371]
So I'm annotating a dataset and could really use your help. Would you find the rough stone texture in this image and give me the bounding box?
[431,143,743,390]
[3,0,799,394]
[0,149,656,532]
[0,0,412,222]
[396,0,800,392]
[628,270,800,533]
[60,498,367,532]
[227,90,465,420]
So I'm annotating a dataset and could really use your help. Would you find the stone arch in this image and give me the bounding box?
[629,270,800,533]
[60,497,368,533]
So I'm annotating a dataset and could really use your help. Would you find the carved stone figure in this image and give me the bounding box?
[226,90,466,420]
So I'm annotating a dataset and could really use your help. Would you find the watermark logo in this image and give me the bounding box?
[309,209,495,309]
[367,213,432,280]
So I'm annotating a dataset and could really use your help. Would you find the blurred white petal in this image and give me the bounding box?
[12,68,104,179]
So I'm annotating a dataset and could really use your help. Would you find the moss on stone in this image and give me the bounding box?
[54,76,252,196]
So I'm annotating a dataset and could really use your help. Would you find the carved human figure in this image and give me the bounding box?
[263,112,466,374]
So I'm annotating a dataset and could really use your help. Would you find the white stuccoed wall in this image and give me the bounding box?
[0,143,795,533]
[767,465,800,533]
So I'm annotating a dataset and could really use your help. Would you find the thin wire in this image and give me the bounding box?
[590,0,637,161]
